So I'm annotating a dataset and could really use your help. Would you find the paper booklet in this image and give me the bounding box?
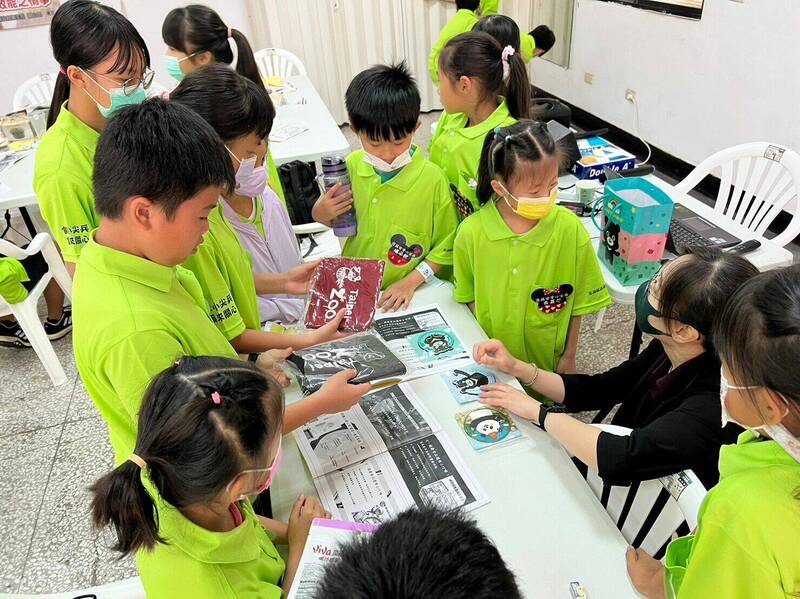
[294,383,489,525]
[372,304,471,376]
[286,518,377,599]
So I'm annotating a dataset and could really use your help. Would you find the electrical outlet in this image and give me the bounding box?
[584,72,594,85]
[625,89,636,102]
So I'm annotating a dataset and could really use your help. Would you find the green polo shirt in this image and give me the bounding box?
[183,203,261,341]
[266,150,285,205]
[429,99,515,212]
[521,32,535,62]
[342,147,459,288]
[137,472,284,599]
[664,431,800,598]
[428,9,481,85]
[33,103,100,263]
[73,234,237,464]
[453,202,611,372]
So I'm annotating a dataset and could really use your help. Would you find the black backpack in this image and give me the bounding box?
[278,161,319,226]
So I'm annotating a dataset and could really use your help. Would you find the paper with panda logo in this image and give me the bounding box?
[455,406,523,452]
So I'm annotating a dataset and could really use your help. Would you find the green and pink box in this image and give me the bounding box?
[595,178,674,286]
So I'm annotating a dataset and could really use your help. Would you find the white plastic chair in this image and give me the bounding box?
[13,72,58,111]
[11,576,146,599]
[254,47,308,80]
[571,424,707,559]
[675,142,800,247]
[0,233,72,386]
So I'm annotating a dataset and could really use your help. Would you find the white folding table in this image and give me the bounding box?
[272,282,640,598]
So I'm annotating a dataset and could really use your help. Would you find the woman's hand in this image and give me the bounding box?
[311,183,353,226]
[287,495,330,550]
[473,339,523,377]
[316,369,372,414]
[625,547,667,599]
[479,383,541,421]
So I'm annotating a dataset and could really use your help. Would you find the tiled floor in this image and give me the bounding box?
[1,113,798,593]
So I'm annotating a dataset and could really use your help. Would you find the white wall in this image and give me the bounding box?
[532,0,800,167]
[0,0,255,113]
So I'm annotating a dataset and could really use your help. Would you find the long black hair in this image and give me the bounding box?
[170,63,275,143]
[439,31,530,121]
[655,246,759,349]
[473,15,521,53]
[47,0,150,128]
[476,120,560,205]
[162,5,266,94]
[90,356,284,556]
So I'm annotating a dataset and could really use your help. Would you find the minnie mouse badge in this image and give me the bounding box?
[388,234,424,266]
[531,284,574,314]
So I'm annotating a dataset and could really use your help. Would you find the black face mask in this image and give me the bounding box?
[634,280,669,336]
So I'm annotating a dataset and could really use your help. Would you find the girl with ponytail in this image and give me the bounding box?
[34,0,151,273]
[91,356,329,598]
[430,30,531,213]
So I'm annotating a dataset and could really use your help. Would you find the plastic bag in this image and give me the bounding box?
[303,257,385,332]
[284,333,406,395]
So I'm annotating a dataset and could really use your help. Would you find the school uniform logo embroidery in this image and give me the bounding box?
[387,234,423,266]
[531,284,574,314]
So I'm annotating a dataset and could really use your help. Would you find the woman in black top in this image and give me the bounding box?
[475,247,757,489]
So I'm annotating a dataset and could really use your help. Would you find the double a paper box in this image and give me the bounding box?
[569,136,636,180]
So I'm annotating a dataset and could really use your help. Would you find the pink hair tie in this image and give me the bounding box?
[501,45,515,81]
[59,66,67,76]
[211,391,222,405]
[227,27,232,39]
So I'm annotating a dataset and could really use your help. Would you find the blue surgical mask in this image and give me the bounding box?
[163,52,195,82]
[80,68,146,118]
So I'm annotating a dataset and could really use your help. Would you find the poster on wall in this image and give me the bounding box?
[0,0,60,30]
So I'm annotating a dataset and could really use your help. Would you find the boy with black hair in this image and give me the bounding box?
[74,99,368,465]
[531,24,556,56]
[313,507,523,599]
[312,62,458,312]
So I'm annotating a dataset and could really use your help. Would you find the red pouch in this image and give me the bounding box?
[304,257,385,332]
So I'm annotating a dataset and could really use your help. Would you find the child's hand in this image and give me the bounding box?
[287,495,331,550]
[311,183,353,226]
[625,547,666,599]
[307,309,350,346]
[378,276,419,312]
[255,348,292,387]
[556,353,577,375]
[473,339,520,376]
[316,369,372,414]
[284,261,320,296]
[479,382,541,421]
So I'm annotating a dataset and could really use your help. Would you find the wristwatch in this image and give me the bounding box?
[537,404,567,431]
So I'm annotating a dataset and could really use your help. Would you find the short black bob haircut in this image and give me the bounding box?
[93,99,234,220]
[345,61,420,142]
[313,507,522,599]
[170,63,276,143]
[531,24,556,53]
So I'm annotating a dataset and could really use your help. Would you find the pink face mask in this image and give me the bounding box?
[227,147,268,198]
[227,436,283,501]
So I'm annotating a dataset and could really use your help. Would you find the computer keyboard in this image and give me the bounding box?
[669,220,710,249]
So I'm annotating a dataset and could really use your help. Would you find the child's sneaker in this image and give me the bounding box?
[0,319,31,348]
[44,306,72,341]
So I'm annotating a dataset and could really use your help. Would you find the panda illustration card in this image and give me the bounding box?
[408,326,464,364]
[455,407,523,452]
[440,363,497,405]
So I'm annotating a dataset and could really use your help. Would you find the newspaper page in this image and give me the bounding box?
[286,518,377,599]
[294,383,439,477]
[372,304,471,376]
[313,432,489,525]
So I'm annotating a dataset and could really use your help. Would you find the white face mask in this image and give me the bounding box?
[720,368,800,463]
[362,146,413,173]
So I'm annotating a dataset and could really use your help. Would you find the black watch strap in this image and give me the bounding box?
[537,406,549,430]
[248,352,260,363]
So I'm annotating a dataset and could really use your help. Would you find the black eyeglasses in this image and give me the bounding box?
[86,67,154,96]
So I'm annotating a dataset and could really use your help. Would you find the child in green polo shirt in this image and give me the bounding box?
[474,16,556,63]
[627,266,800,599]
[430,31,531,213]
[312,63,459,312]
[91,356,329,598]
[453,120,611,374]
[74,99,369,464]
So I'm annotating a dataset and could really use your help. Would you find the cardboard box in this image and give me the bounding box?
[569,136,636,180]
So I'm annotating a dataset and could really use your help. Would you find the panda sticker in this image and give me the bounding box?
[456,407,521,451]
